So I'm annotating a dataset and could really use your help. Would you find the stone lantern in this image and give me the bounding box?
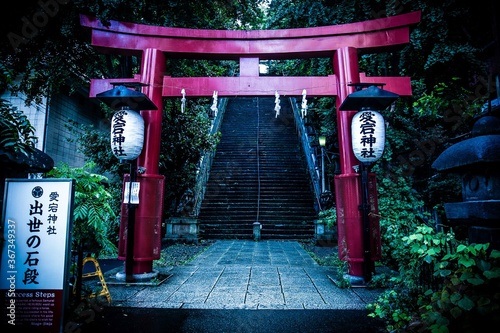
[432,115,500,249]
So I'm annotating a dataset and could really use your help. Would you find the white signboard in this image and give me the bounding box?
[351,110,385,163]
[123,181,140,204]
[1,179,74,332]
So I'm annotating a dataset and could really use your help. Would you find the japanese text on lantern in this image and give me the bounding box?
[351,110,385,163]
[359,111,377,159]
[111,110,127,158]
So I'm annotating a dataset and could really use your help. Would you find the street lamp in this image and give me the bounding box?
[96,83,157,282]
[319,135,326,192]
[339,83,399,283]
[318,135,334,210]
[318,135,336,210]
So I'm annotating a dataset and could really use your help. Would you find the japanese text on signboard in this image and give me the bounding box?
[24,188,61,285]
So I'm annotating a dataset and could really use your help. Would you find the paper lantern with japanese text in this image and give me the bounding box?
[110,108,144,161]
[351,110,385,163]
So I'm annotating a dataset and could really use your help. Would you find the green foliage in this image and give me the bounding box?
[0,0,267,105]
[413,79,483,133]
[65,120,125,176]
[0,99,37,156]
[46,162,118,257]
[169,59,239,78]
[374,165,428,269]
[367,75,498,332]
[397,0,491,91]
[420,244,500,333]
[368,223,500,333]
[264,0,375,29]
[317,207,337,230]
[63,120,125,243]
[160,98,220,215]
[367,225,450,331]
[0,63,38,156]
[403,226,457,291]
[367,289,415,332]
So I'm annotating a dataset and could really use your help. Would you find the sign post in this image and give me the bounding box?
[0,179,75,332]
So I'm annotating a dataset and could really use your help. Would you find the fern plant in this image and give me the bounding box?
[46,162,118,304]
[46,162,118,257]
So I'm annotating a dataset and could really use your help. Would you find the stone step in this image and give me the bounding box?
[198,97,316,239]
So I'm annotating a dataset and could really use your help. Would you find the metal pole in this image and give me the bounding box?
[321,146,325,192]
[125,159,137,282]
[360,162,374,282]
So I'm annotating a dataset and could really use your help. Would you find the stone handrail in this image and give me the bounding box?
[190,98,228,217]
[289,97,322,212]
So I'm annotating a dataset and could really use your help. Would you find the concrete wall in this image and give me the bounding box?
[45,90,105,168]
[1,83,107,169]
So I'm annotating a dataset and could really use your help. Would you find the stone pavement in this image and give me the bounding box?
[101,240,383,310]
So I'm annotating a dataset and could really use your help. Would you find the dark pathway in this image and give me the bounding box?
[68,240,387,333]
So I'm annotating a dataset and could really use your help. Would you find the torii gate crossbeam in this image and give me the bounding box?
[81,11,420,280]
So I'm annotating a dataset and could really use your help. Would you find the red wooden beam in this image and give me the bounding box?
[80,11,421,59]
[84,12,419,97]
[89,73,413,98]
[161,75,338,97]
[80,11,421,41]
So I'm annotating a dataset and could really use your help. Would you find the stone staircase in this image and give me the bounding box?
[198,97,317,240]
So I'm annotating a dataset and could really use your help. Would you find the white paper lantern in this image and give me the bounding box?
[110,108,144,161]
[351,110,385,163]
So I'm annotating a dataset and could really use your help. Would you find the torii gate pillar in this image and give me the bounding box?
[117,49,166,276]
[334,47,380,280]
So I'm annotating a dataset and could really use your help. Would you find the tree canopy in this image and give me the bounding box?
[0,0,268,104]
[1,0,497,105]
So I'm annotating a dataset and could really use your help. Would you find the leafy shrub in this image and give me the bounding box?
[317,207,337,229]
[368,224,500,333]
[420,243,500,333]
[46,162,118,257]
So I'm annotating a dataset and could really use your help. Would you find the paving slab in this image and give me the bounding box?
[101,240,384,310]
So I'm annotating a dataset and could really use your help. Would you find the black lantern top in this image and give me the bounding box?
[96,83,157,111]
[339,84,399,111]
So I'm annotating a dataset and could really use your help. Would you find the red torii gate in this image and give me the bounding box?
[81,11,420,279]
